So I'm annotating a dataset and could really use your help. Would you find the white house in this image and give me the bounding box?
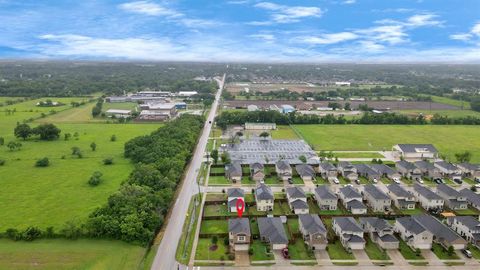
[286,186,309,214]
[333,217,366,250]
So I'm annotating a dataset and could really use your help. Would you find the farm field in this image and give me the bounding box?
[429,95,471,109]
[294,125,480,162]
[0,97,93,113]
[34,102,101,124]
[0,122,161,230]
[0,239,145,270]
[395,109,480,118]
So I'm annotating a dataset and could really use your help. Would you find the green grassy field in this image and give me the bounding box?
[271,126,299,139]
[0,239,145,270]
[430,96,470,109]
[0,123,161,230]
[102,102,138,112]
[395,109,480,118]
[295,125,480,162]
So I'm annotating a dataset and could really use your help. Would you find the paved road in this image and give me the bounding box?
[150,74,225,270]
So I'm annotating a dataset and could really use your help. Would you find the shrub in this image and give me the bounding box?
[0,159,5,166]
[103,158,113,165]
[228,254,235,260]
[110,134,117,142]
[22,227,42,241]
[212,235,218,245]
[5,228,19,240]
[88,171,103,186]
[248,248,254,255]
[35,157,50,167]
[223,237,229,246]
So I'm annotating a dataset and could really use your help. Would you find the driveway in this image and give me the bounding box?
[387,249,408,266]
[421,249,442,265]
[273,250,290,266]
[235,250,250,266]
[352,249,372,265]
[314,250,332,266]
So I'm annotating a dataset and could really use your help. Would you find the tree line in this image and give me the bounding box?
[86,114,204,245]
[215,110,480,129]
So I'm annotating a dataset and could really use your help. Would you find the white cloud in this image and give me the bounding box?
[357,25,408,45]
[297,32,358,45]
[118,1,181,17]
[253,2,323,24]
[249,34,275,41]
[450,33,473,41]
[342,0,356,4]
[405,13,442,27]
[449,22,480,42]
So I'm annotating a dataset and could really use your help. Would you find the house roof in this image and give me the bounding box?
[364,184,390,200]
[338,161,354,169]
[414,160,435,170]
[380,234,399,243]
[355,164,380,176]
[296,164,315,177]
[339,185,362,199]
[414,184,443,200]
[298,214,327,235]
[258,217,288,244]
[347,199,367,210]
[255,183,273,200]
[228,188,244,198]
[370,164,398,175]
[314,185,337,200]
[334,217,363,233]
[457,163,480,171]
[413,214,466,245]
[437,184,461,198]
[225,162,242,176]
[459,188,480,207]
[387,184,413,198]
[396,144,438,153]
[286,186,306,199]
[229,218,251,235]
[319,162,336,171]
[359,217,392,232]
[396,216,428,234]
[347,234,365,243]
[276,160,292,171]
[396,160,417,171]
[250,162,264,172]
[291,199,309,209]
[435,161,458,171]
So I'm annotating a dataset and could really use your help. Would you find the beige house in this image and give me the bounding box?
[395,216,434,249]
[276,160,292,181]
[387,184,415,210]
[413,184,444,211]
[363,184,391,213]
[446,216,480,248]
[250,162,265,182]
[225,162,242,183]
[255,183,274,211]
[314,185,338,211]
[393,144,438,161]
[338,185,367,214]
[360,217,399,249]
[436,184,467,210]
[229,218,251,251]
[286,186,309,214]
[333,217,365,250]
[298,214,328,250]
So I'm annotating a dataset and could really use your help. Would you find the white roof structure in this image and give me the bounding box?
[178,91,198,97]
[147,103,176,110]
[140,110,170,116]
[106,109,131,114]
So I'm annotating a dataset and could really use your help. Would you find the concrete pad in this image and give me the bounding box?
[314,250,332,266]
[273,250,290,265]
[235,250,250,266]
[387,249,408,266]
[352,249,372,264]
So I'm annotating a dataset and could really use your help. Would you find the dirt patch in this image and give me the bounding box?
[209,245,218,251]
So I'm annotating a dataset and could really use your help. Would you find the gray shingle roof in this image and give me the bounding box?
[250,162,264,173]
[396,216,428,234]
[348,235,365,243]
[387,184,413,198]
[457,163,480,171]
[359,217,392,231]
[339,185,362,199]
[276,160,292,171]
[396,160,417,171]
[256,183,273,200]
[319,162,336,171]
[334,217,363,233]
[228,188,244,198]
[286,186,306,199]
[414,184,443,200]
[355,164,380,176]
[459,188,480,207]
[364,184,390,200]
[258,217,288,244]
[225,162,242,176]
[370,164,397,175]
[291,199,309,209]
[314,185,337,200]
[380,234,399,243]
[413,214,466,244]
[296,164,315,178]
[298,214,327,235]
[229,218,251,235]
[437,184,461,198]
[396,144,438,153]
[347,199,367,209]
[414,160,435,170]
[435,161,458,171]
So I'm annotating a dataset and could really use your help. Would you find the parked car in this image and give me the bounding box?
[453,178,463,184]
[393,179,401,184]
[474,184,480,189]
[461,249,472,258]
[355,179,361,185]
[372,178,378,184]
[475,178,480,183]
[287,179,293,184]
[333,178,340,184]
[434,179,443,184]
[282,248,290,259]
[416,178,424,184]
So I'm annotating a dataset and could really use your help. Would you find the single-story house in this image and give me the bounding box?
[105,109,132,118]
[392,144,438,161]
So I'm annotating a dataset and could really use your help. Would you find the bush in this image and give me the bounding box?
[212,235,218,245]
[88,171,103,186]
[110,134,117,142]
[223,237,229,246]
[0,159,5,166]
[35,157,50,167]
[228,254,235,260]
[22,227,42,241]
[248,248,254,255]
[103,158,113,165]
[5,228,19,240]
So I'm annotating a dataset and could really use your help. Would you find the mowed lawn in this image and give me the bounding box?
[0,239,145,270]
[0,123,161,230]
[295,125,480,162]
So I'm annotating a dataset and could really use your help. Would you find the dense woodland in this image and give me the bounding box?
[215,110,480,128]
[86,114,204,245]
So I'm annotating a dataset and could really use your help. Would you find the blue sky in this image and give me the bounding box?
[0,0,479,62]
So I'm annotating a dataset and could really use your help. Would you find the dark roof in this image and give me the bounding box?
[364,184,390,200]
[347,199,367,209]
[229,218,251,235]
[314,185,337,200]
[296,164,315,177]
[258,217,288,244]
[414,160,435,170]
[347,234,366,243]
[380,234,399,243]
[437,184,461,198]
[286,186,306,199]
[298,214,327,235]
[413,214,466,244]
[359,217,392,231]
[228,198,240,208]
[387,184,413,198]
[457,163,480,171]
[276,160,292,171]
[396,144,438,153]
[228,188,244,198]
[291,199,309,209]
[396,160,417,171]
[225,162,242,176]
[371,164,398,175]
[334,217,363,233]
[339,185,362,199]
[459,188,480,207]
[255,183,273,200]
[396,216,428,234]
[355,164,380,176]
[319,162,336,171]
[414,184,443,200]
[250,162,264,172]
[435,161,458,171]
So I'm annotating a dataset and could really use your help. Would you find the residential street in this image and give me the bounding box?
[150,74,225,270]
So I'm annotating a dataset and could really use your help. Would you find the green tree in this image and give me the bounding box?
[221,152,230,164]
[7,141,21,151]
[259,131,270,139]
[447,246,454,256]
[455,151,472,163]
[35,157,50,167]
[299,155,307,163]
[103,157,113,165]
[90,142,97,151]
[32,123,61,140]
[211,149,219,164]
[0,137,4,145]
[14,123,32,140]
[344,102,351,111]
[110,134,117,142]
[471,98,480,112]
[88,171,103,186]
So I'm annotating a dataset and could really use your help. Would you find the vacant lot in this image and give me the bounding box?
[295,125,480,162]
[0,122,160,230]
[0,239,145,270]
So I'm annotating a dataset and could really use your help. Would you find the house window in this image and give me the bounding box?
[238,236,245,241]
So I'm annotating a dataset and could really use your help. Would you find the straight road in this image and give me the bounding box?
[150,73,225,270]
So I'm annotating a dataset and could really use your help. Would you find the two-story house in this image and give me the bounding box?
[314,185,338,211]
[436,184,468,210]
[250,162,265,182]
[337,161,359,182]
[360,217,399,249]
[286,186,309,214]
[296,164,316,181]
[435,161,462,182]
[412,183,444,211]
[229,218,251,251]
[370,164,401,182]
[258,217,289,250]
[396,160,422,181]
[317,162,338,182]
[457,163,480,181]
[255,183,274,211]
[363,184,392,212]
[298,214,328,250]
[338,185,367,214]
[395,216,434,250]
[387,184,415,210]
[414,160,443,181]
[332,217,366,250]
[446,216,480,248]
[227,188,245,212]
[276,160,292,181]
